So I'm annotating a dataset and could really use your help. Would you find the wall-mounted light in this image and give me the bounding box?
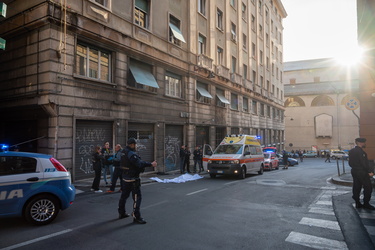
[372,92,375,98]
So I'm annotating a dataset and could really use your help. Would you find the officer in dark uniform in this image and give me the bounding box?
[118,138,157,224]
[349,138,375,209]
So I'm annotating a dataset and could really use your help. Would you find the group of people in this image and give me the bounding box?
[88,136,375,225]
[179,145,204,174]
[91,138,157,224]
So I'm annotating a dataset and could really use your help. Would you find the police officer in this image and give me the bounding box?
[118,138,157,224]
[349,138,375,209]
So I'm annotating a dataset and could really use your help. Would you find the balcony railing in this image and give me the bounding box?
[253,84,261,94]
[216,65,230,79]
[243,79,253,91]
[230,73,242,85]
[198,54,213,71]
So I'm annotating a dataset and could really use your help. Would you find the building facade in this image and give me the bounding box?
[357,0,375,164]
[0,0,286,181]
[283,58,360,153]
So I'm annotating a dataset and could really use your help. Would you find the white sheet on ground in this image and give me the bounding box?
[150,173,203,183]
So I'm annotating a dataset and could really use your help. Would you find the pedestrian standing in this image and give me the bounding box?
[282,151,289,169]
[349,138,375,209]
[91,146,104,193]
[325,151,331,163]
[298,150,303,162]
[107,144,123,193]
[179,145,186,174]
[101,142,114,185]
[118,138,157,224]
[185,145,191,173]
[193,146,203,173]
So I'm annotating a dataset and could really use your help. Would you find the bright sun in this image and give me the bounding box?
[334,45,364,66]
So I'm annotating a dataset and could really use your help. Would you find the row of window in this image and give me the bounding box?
[75,42,282,120]
[92,0,283,86]
[196,81,283,119]
[76,42,283,99]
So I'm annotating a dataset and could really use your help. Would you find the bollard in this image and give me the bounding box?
[336,158,341,176]
[341,158,346,174]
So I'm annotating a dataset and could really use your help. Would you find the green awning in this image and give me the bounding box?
[197,86,213,98]
[216,93,230,104]
[169,23,186,43]
[129,64,159,88]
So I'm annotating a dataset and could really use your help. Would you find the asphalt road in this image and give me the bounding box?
[0,158,372,250]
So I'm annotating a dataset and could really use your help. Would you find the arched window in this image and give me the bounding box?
[311,95,334,106]
[284,97,305,107]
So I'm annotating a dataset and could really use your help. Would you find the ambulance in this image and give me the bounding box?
[203,135,264,179]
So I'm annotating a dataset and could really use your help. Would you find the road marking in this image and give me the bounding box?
[316,200,332,206]
[285,231,348,250]
[142,200,169,210]
[75,189,84,194]
[224,180,240,185]
[309,207,335,216]
[299,217,340,230]
[1,229,73,250]
[186,188,208,196]
[364,225,375,236]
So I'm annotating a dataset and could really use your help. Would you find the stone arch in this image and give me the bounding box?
[284,96,305,107]
[311,95,335,106]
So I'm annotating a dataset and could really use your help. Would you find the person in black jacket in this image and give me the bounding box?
[349,138,375,209]
[118,138,157,224]
[91,146,104,193]
[107,144,123,193]
[179,145,186,174]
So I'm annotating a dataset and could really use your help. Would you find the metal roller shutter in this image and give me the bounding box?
[75,120,113,180]
[164,125,183,171]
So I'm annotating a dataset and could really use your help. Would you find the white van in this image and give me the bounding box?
[203,135,265,179]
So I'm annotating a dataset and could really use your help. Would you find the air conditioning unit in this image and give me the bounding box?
[231,33,237,41]
[180,112,190,118]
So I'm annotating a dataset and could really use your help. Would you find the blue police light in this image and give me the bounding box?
[1,144,9,152]
[256,136,261,140]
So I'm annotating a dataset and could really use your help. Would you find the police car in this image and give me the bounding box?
[0,150,75,225]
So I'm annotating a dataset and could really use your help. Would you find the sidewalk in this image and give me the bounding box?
[331,172,375,249]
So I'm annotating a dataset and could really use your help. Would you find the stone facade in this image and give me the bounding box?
[283,58,360,153]
[0,0,286,181]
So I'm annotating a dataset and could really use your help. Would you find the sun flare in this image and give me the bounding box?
[334,45,364,66]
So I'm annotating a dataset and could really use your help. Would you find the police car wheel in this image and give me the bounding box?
[24,195,60,225]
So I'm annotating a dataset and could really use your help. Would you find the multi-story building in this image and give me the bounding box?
[357,0,375,165]
[283,58,360,152]
[0,0,286,181]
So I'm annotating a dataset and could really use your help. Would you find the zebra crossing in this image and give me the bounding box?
[355,203,375,246]
[285,188,350,249]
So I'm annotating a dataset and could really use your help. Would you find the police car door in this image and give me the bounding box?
[202,144,213,169]
[0,155,39,216]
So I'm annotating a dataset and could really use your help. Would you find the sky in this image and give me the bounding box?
[281,0,359,62]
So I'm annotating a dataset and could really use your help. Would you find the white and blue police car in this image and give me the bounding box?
[0,150,75,225]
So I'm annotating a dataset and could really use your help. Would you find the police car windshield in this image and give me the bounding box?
[214,145,243,154]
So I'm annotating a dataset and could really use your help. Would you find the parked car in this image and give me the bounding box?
[330,150,349,160]
[0,151,76,225]
[303,151,318,158]
[277,154,299,166]
[263,152,279,171]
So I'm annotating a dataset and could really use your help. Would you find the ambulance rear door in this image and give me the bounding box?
[202,144,213,169]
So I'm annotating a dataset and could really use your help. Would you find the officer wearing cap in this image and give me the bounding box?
[118,138,157,224]
[349,138,375,210]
